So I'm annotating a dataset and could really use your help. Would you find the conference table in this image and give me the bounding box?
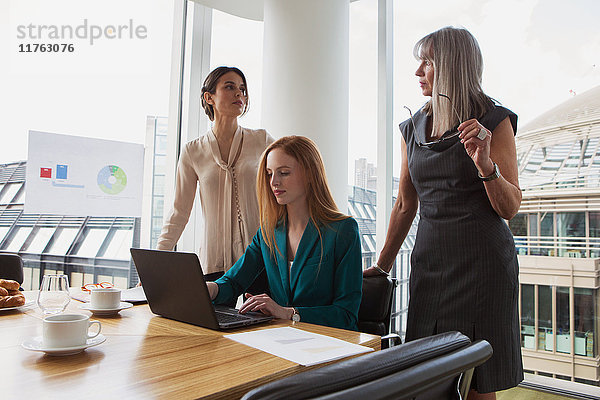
[2,292,380,399]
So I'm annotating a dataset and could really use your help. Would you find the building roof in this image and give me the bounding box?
[516,85,600,198]
[0,161,137,263]
[520,86,600,134]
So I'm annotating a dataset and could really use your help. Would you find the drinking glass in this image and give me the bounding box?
[37,274,71,315]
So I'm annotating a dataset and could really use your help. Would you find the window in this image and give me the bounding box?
[555,287,570,354]
[11,189,24,204]
[589,212,600,258]
[348,0,378,273]
[0,183,22,204]
[74,228,109,258]
[521,284,535,349]
[151,217,164,248]
[149,116,168,249]
[102,229,134,260]
[153,175,165,197]
[538,285,552,352]
[24,227,56,253]
[528,213,540,255]
[509,214,527,236]
[540,212,554,256]
[2,1,174,289]
[556,212,585,257]
[3,227,32,252]
[574,288,596,357]
[0,226,10,244]
[47,228,79,255]
[509,213,527,255]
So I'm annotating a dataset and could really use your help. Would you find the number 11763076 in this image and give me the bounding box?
[18,43,74,53]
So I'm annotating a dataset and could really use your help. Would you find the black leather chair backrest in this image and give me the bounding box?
[0,253,24,285]
[314,340,492,400]
[358,275,396,338]
[242,331,493,400]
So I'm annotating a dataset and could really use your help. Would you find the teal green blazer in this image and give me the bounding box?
[214,217,362,330]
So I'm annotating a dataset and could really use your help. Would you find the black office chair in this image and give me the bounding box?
[358,275,401,348]
[241,331,493,400]
[0,253,24,286]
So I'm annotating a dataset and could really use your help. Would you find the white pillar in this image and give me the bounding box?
[375,0,393,256]
[261,0,349,211]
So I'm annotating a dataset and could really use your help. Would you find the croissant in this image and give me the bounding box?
[0,295,26,308]
[0,279,20,291]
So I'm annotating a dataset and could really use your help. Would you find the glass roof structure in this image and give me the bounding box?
[516,86,600,193]
[0,161,140,290]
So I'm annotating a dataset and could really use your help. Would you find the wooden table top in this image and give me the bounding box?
[2,292,380,399]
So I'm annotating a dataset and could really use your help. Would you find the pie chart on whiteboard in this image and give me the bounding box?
[97,165,127,195]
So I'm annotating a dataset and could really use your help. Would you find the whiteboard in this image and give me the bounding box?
[25,130,144,217]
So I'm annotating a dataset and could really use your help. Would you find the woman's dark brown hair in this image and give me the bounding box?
[201,66,249,121]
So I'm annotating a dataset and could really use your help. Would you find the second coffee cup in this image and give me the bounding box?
[90,288,121,309]
[43,313,101,348]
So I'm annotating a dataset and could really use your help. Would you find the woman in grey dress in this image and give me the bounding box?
[364,27,523,399]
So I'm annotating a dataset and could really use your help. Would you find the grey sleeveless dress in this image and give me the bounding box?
[400,105,524,393]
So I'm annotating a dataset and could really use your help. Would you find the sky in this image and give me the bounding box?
[0,0,174,163]
[1,0,599,182]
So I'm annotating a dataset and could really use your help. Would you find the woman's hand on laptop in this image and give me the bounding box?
[239,293,294,320]
[207,282,219,300]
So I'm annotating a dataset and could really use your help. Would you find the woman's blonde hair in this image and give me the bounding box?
[414,26,494,136]
[256,136,348,256]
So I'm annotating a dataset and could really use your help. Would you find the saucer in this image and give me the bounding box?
[0,299,35,312]
[22,334,106,356]
[79,301,133,316]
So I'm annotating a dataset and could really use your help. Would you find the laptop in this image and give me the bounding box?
[130,248,273,330]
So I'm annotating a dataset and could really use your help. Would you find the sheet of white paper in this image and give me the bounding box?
[224,326,373,366]
[120,286,147,303]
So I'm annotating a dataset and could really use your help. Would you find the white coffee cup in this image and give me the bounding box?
[42,314,101,348]
[90,288,121,309]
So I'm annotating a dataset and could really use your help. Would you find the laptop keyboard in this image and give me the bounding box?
[216,311,250,324]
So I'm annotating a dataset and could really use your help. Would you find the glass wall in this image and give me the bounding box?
[1,0,174,289]
[509,211,600,258]
[347,0,380,269]
[522,283,598,359]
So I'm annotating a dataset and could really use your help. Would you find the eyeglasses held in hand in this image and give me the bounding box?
[405,93,463,148]
[82,282,114,292]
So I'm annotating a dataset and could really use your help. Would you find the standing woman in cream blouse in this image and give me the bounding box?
[157,66,274,289]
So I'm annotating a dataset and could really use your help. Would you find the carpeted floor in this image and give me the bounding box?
[497,387,573,399]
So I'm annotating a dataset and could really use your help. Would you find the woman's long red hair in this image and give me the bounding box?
[256,136,348,257]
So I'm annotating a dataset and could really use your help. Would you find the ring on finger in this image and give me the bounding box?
[476,128,487,140]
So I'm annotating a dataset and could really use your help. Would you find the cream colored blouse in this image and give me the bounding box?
[157,126,274,275]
